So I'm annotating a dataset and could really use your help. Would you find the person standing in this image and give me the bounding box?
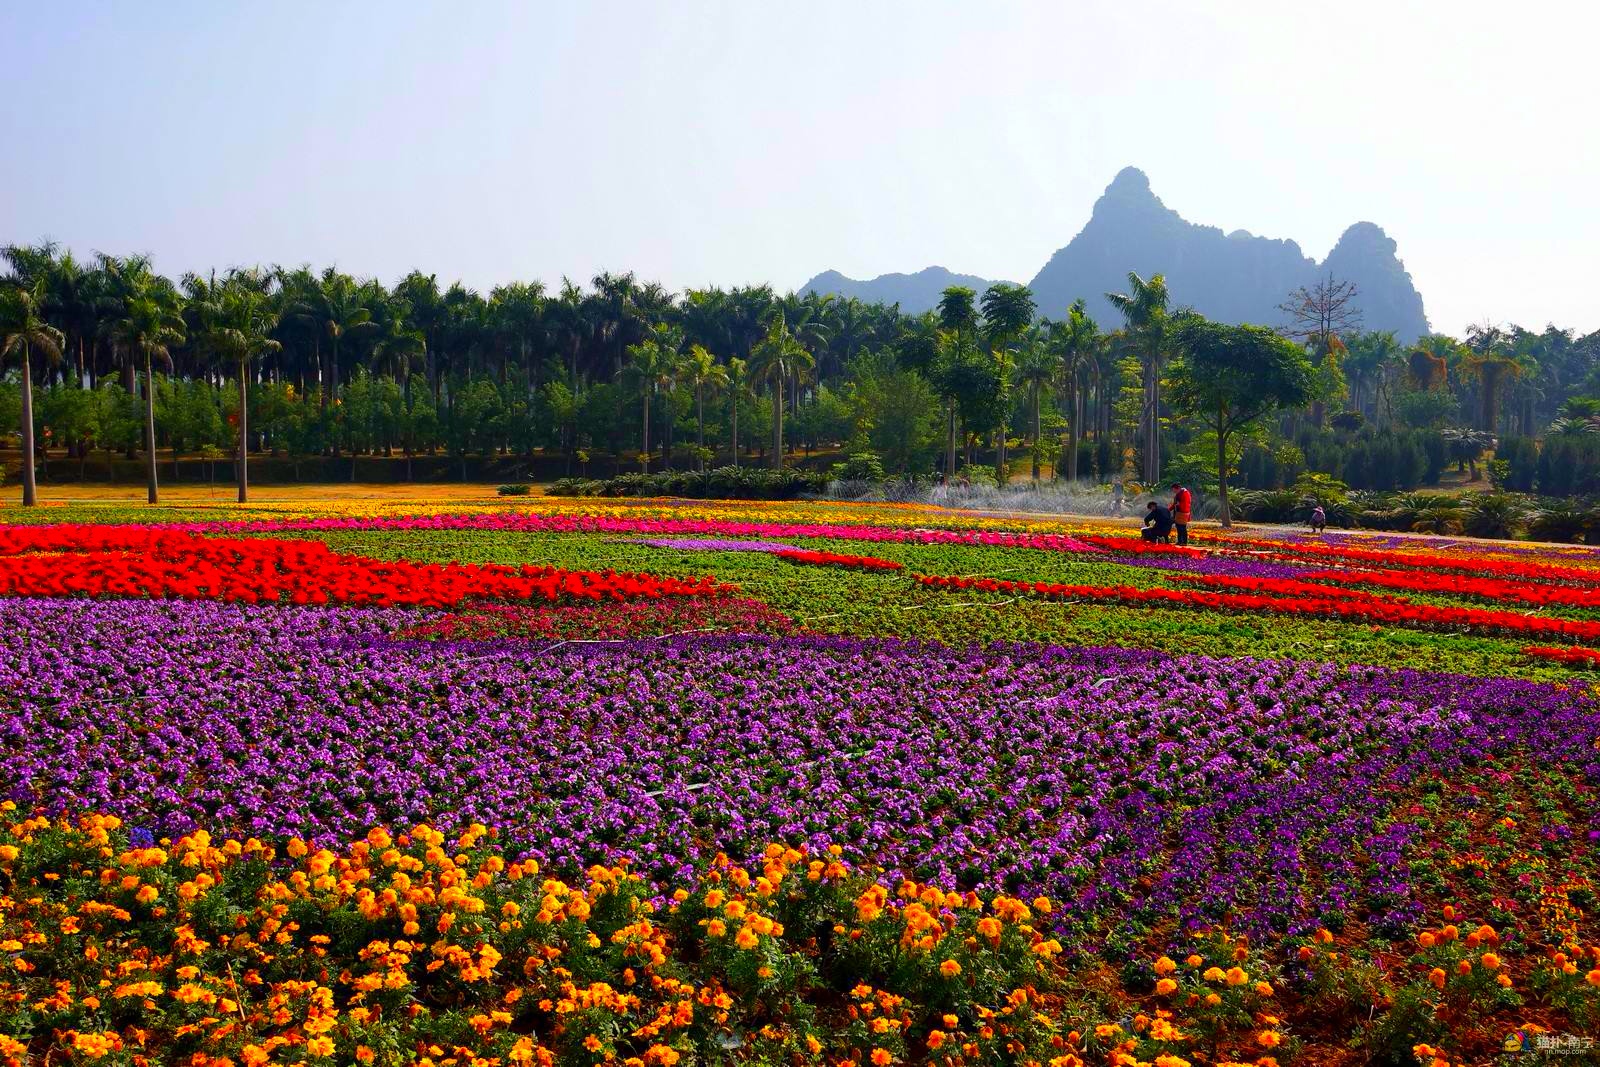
[1170,484,1192,546]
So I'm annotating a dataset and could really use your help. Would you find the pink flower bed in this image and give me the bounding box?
[177,512,1107,554]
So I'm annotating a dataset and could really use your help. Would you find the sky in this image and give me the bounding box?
[3,1,1596,335]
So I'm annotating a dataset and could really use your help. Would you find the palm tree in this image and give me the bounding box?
[110,293,185,503]
[1051,300,1100,482]
[682,344,728,469]
[193,282,281,502]
[1105,271,1170,483]
[291,271,373,444]
[980,283,1037,485]
[626,324,683,473]
[726,357,749,468]
[1013,332,1055,481]
[0,279,66,506]
[748,315,813,470]
[936,287,978,480]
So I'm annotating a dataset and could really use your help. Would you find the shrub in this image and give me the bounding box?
[496,483,532,496]
[1461,493,1527,540]
[546,466,826,500]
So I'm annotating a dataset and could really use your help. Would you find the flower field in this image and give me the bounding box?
[2,496,1599,1066]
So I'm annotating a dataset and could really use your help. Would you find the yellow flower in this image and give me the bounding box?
[1202,966,1226,982]
[1224,966,1248,986]
[1155,978,1177,995]
[1257,1030,1282,1049]
[939,959,962,977]
[735,927,760,950]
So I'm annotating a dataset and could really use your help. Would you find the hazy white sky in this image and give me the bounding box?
[3,1,1595,334]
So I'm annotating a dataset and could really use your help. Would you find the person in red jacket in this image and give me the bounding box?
[1170,484,1192,546]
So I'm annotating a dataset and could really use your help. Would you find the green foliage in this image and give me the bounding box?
[496,483,531,496]
[831,452,887,483]
[547,466,825,500]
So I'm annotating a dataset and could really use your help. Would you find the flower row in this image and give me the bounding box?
[1201,532,1600,586]
[0,812,1091,1067]
[175,512,1107,555]
[1296,567,1600,609]
[0,526,733,609]
[1523,645,1600,668]
[913,572,1600,643]
[776,549,906,572]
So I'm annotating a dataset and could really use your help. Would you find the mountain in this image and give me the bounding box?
[1028,167,1429,340]
[801,167,1429,341]
[799,266,1011,315]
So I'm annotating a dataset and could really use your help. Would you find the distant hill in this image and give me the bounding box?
[801,167,1430,341]
[799,266,1011,315]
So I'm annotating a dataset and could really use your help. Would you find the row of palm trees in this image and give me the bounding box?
[2,242,1153,503]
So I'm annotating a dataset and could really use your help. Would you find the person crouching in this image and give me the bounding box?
[1143,500,1175,543]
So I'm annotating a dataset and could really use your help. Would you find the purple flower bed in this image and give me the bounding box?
[4,596,1597,944]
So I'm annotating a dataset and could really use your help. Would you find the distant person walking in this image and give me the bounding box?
[1170,484,1192,546]
[1111,478,1125,515]
[1310,504,1327,534]
[1142,500,1174,543]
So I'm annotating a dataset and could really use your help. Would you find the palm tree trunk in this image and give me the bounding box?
[237,357,249,503]
[696,386,705,471]
[641,392,651,474]
[19,344,37,507]
[1067,374,1080,483]
[770,381,783,471]
[329,335,341,457]
[946,399,957,483]
[1030,384,1041,481]
[143,351,159,505]
[1216,426,1233,528]
[731,392,739,469]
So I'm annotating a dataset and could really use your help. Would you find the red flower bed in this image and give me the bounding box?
[0,525,734,609]
[1163,571,1405,604]
[1522,645,1600,668]
[774,548,904,572]
[913,572,1600,643]
[1077,535,1207,557]
[1296,567,1600,609]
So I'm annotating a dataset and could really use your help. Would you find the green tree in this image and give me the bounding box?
[626,324,683,473]
[980,283,1036,485]
[0,280,66,505]
[192,282,281,501]
[1105,272,1170,483]
[1051,300,1100,483]
[1013,332,1055,481]
[681,344,728,469]
[726,357,750,468]
[1168,317,1315,527]
[935,287,978,477]
[748,316,813,470]
[109,293,185,503]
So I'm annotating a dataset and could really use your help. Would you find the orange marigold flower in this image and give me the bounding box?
[939,959,962,978]
[1153,955,1178,975]
[1155,978,1177,996]
[1481,952,1500,970]
[871,1049,893,1066]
